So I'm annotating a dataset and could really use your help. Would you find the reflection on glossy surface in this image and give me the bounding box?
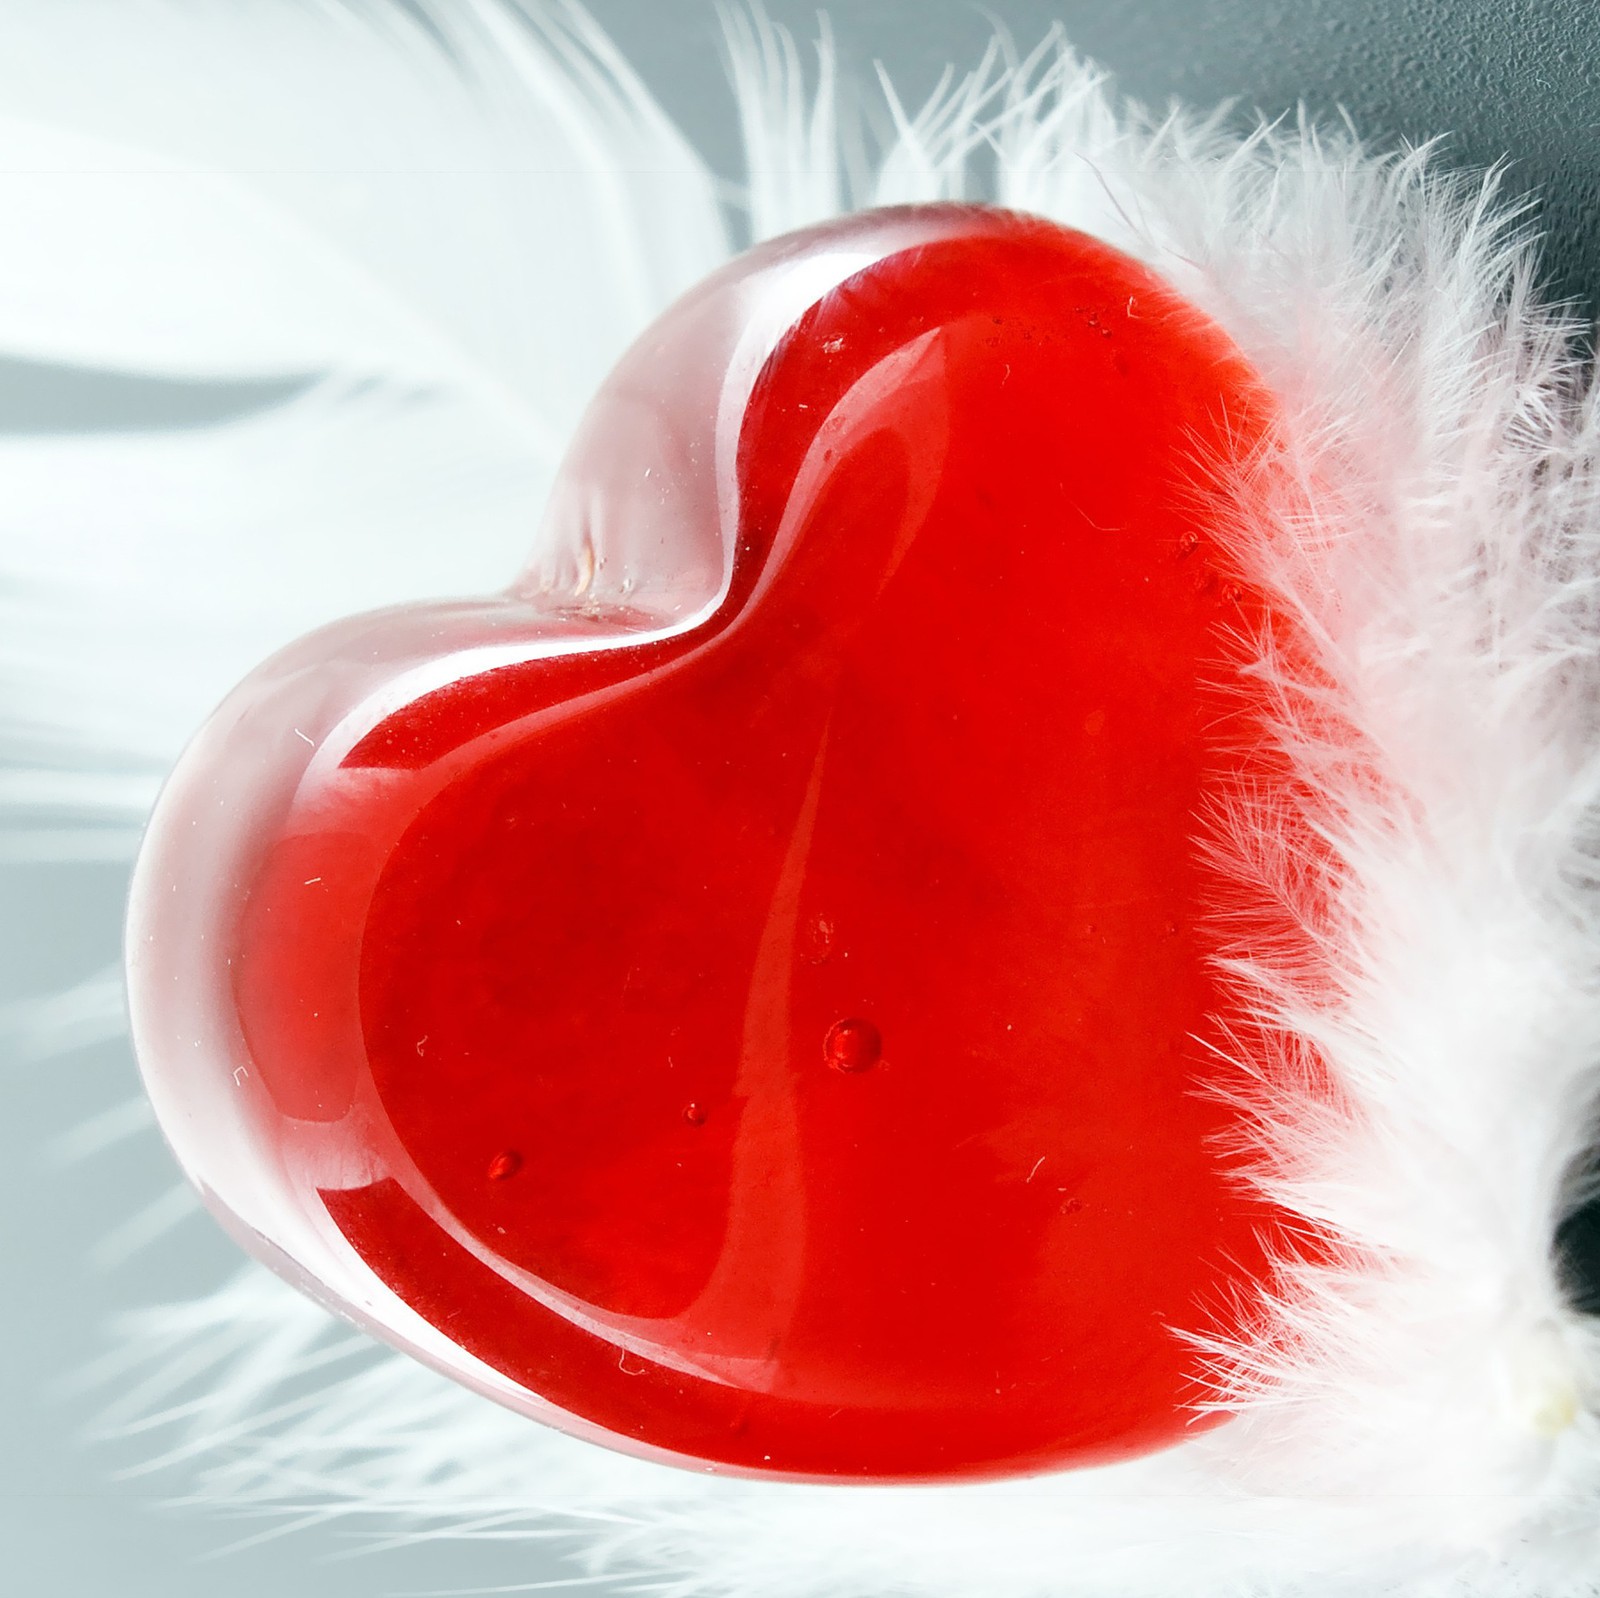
[128,204,1306,1481]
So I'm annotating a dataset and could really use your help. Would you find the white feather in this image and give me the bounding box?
[6,4,1600,1595]
[0,0,728,830]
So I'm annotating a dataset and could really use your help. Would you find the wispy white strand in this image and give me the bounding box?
[721,5,844,238]
[89,1182,202,1269]
[0,827,145,864]
[867,42,1003,207]
[48,1094,153,1163]
[0,963,127,1062]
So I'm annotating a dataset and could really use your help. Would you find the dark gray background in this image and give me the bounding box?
[5,2,1598,1594]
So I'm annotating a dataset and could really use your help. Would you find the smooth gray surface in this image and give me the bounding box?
[5,3,1599,1595]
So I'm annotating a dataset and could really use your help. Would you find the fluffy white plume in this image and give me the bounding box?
[5,3,1600,1595]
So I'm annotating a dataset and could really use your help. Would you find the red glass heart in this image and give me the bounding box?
[128,204,1303,1482]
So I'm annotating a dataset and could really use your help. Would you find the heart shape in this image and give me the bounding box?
[129,204,1304,1481]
